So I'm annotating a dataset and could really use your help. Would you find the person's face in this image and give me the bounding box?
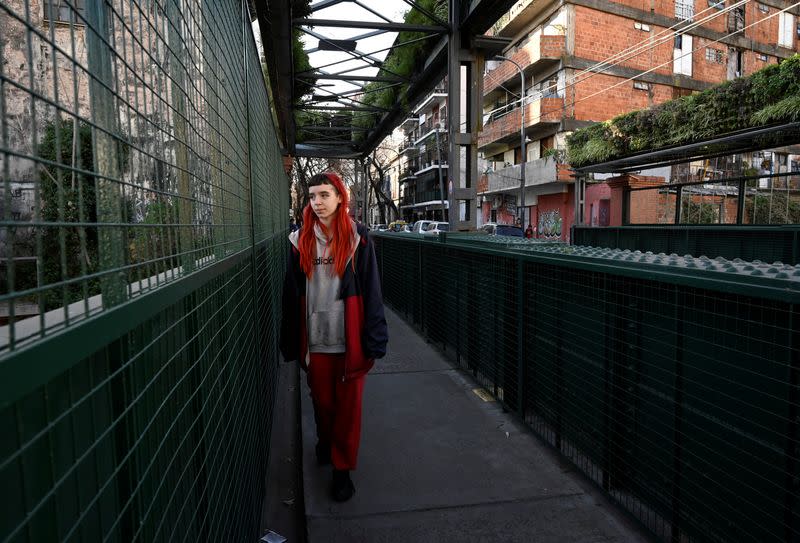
[309,183,342,223]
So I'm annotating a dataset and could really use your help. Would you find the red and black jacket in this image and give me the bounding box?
[280,222,388,380]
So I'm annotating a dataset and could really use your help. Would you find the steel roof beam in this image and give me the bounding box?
[297,105,389,112]
[303,126,369,132]
[297,73,404,82]
[309,0,347,12]
[293,18,448,33]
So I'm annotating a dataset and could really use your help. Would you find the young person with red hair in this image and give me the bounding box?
[280,172,388,502]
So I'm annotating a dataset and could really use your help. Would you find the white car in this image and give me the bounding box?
[422,221,450,235]
[411,220,434,234]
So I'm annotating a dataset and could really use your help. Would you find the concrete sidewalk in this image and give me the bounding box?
[300,308,651,543]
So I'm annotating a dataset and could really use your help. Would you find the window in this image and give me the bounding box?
[757,3,769,12]
[634,22,651,31]
[757,53,768,62]
[728,5,745,32]
[633,80,650,90]
[43,0,85,23]
[705,47,724,63]
[673,34,693,76]
[779,12,795,47]
[707,0,724,9]
[675,0,694,20]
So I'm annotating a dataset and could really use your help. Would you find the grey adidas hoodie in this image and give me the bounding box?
[288,221,359,359]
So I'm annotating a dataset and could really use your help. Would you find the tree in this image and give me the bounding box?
[366,148,400,225]
[37,119,99,309]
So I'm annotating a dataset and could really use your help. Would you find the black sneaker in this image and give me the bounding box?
[315,442,331,466]
[331,469,355,502]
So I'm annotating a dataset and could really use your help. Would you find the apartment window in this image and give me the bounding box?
[675,0,694,20]
[728,5,745,32]
[707,0,724,9]
[43,0,85,23]
[757,53,768,62]
[633,81,650,90]
[634,22,651,31]
[757,2,769,12]
[779,12,795,47]
[539,77,560,98]
[673,34,693,76]
[705,47,724,63]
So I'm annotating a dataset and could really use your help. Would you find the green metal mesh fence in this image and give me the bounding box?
[573,225,800,266]
[375,233,799,543]
[1,0,288,540]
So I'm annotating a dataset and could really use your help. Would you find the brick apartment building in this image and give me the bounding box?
[477,0,800,240]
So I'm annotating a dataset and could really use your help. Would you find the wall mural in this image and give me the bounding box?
[538,209,562,238]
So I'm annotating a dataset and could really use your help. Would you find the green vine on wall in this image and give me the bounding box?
[566,54,800,168]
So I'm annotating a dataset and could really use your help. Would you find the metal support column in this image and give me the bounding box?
[446,1,482,231]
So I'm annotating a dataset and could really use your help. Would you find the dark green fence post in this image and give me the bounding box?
[86,0,126,307]
[516,258,525,416]
[670,286,685,543]
[785,305,799,542]
[674,185,683,225]
[736,177,746,225]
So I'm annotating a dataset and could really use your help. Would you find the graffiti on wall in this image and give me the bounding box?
[538,209,562,238]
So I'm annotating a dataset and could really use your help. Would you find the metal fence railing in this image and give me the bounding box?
[374,233,799,543]
[1,0,287,540]
[572,225,800,266]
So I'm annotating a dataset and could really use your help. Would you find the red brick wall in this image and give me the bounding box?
[571,72,673,121]
[574,7,674,76]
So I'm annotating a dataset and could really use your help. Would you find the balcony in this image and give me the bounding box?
[399,117,419,132]
[413,123,447,146]
[413,87,447,115]
[399,166,418,182]
[400,189,447,208]
[479,97,563,150]
[484,35,565,97]
[400,138,418,156]
[479,156,573,194]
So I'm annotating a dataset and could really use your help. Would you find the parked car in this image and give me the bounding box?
[495,225,524,237]
[388,220,408,232]
[411,220,434,234]
[422,221,450,235]
[482,223,523,237]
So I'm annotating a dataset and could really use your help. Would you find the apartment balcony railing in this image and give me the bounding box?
[400,138,419,156]
[399,166,418,182]
[400,189,446,208]
[478,97,563,149]
[478,156,572,193]
[413,86,448,115]
[413,123,447,146]
[484,35,565,96]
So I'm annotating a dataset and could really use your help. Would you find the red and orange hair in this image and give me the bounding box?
[298,172,353,278]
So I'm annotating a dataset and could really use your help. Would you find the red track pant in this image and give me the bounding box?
[307,352,365,471]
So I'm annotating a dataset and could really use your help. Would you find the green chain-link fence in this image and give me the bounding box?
[375,232,799,543]
[1,0,288,540]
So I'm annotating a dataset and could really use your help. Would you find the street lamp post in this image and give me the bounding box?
[493,55,526,229]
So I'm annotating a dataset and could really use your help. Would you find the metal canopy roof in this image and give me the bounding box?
[255,0,517,159]
[572,122,800,174]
